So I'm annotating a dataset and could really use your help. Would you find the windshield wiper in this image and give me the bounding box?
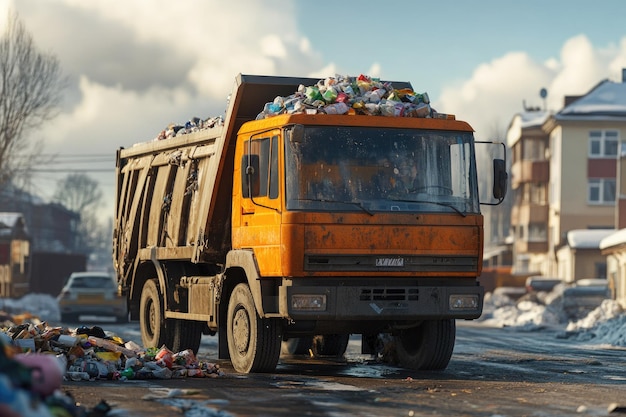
[387,197,467,217]
[296,198,374,216]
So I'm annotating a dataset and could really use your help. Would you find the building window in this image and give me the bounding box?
[523,138,546,161]
[589,130,619,158]
[527,223,547,242]
[588,178,616,204]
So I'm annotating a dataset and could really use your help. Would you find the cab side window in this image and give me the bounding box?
[242,136,279,199]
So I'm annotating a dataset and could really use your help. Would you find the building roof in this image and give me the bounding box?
[519,110,551,128]
[0,212,29,239]
[567,229,615,249]
[506,110,551,147]
[600,228,626,250]
[556,80,626,121]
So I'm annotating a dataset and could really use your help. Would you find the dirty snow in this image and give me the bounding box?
[1,288,625,347]
[475,284,625,346]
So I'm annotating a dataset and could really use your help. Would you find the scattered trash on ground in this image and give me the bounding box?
[0,301,224,416]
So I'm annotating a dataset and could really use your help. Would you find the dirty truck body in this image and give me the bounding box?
[113,74,504,373]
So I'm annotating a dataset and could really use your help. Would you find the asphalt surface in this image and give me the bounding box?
[59,320,626,417]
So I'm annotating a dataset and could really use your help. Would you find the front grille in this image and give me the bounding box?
[360,287,419,301]
[305,254,478,272]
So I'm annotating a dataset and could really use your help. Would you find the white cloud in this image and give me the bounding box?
[436,34,626,140]
[3,0,626,224]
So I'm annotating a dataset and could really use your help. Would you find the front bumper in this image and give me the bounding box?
[281,284,484,321]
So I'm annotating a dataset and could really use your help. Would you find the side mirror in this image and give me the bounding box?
[492,158,508,201]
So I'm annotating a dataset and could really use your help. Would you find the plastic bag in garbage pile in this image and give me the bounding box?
[256,73,436,119]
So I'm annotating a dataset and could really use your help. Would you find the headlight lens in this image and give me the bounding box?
[291,294,327,311]
[449,294,479,310]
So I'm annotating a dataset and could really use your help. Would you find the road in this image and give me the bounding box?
[62,321,626,417]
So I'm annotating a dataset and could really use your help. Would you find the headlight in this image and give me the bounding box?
[449,294,479,310]
[291,294,327,311]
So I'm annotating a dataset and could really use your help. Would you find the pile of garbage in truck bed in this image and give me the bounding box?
[153,74,442,141]
[0,310,224,416]
[254,73,438,119]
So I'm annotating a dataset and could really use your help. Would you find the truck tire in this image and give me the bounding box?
[227,283,282,373]
[313,334,350,357]
[394,319,455,370]
[169,319,203,354]
[140,279,174,350]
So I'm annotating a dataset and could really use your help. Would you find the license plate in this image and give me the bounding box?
[376,258,404,267]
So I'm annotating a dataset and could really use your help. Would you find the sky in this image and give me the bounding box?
[2,0,626,221]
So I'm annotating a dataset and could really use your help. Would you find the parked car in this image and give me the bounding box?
[525,276,563,293]
[562,278,611,320]
[57,271,127,323]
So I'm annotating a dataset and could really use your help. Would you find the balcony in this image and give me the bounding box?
[511,160,549,189]
[514,239,548,254]
[510,202,548,226]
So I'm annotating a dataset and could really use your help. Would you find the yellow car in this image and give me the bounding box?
[57,272,127,323]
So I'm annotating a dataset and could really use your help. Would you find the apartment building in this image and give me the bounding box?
[508,70,626,281]
[507,107,551,276]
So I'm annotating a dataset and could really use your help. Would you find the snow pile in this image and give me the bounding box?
[480,285,568,330]
[481,285,626,347]
[0,293,61,323]
[565,299,626,346]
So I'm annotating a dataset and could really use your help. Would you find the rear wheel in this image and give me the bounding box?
[394,319,456,370]
[139,279,174,350]
[281,337,313,355]
[169,319,203,354]
[313,334,350,357]
[227,283,282,373]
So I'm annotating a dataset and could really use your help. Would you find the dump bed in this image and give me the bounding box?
[114,75,322,275]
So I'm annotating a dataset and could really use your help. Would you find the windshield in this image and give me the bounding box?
[285,126,480,214]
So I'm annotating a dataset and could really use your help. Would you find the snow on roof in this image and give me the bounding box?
[520,110,550,128]
[0,212,28,239]
[557,80,626,119]
[567,229,615,249]
[0,212,24,229]
[600,228,626,250]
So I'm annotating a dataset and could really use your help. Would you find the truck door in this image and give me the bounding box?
[237,133,283,276]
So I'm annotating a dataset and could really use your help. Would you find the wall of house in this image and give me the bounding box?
[0,238,30,298]
[573,249,607,280]
[605,250,626,309]
[556,246,572,282]
[560,124,615,227]
[556,247,607,282]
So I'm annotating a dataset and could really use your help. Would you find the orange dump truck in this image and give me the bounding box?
[113,74,507,373]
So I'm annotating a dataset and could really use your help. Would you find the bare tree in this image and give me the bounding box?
[53,173,105,255]
[0,10,64,188]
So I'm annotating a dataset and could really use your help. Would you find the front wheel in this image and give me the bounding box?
[227,283,282,373]
[394,319,456,370]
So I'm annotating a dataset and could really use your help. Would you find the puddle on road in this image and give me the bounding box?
[273,378,366,391]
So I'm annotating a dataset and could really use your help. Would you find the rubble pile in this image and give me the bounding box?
[256,74,439,120]
[0,313,224,416]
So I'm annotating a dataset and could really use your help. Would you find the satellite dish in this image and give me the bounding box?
[539,88,548,110]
